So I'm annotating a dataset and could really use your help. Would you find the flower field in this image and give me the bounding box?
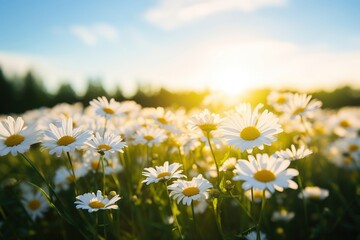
[0,92,359,240]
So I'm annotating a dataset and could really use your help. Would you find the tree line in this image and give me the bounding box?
[0,66,359,115]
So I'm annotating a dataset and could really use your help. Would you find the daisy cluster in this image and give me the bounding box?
[1,91,356,239]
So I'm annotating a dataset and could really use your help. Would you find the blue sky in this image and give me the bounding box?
[1,0,360,95]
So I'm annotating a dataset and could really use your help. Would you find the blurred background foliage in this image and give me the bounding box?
[1,66,359,115]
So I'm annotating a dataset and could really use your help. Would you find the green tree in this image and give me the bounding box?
[53,82,78,105]
[0,67,15,114]
[81,79,108,105]
[18,71,51,112]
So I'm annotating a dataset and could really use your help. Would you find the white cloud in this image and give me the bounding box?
[70,23,119,46]
[145,0,286,30]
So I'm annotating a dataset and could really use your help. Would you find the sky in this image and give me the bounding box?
[0,0,360,96]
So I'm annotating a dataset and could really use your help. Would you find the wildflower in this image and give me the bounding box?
[188,109,222,135]
[142,161,186,185]
[233,153,299,193]
[75,190,121,213]
[328,137,360,169]
[274,144,312,161]
[219,157,237,172]
[271,209,295,222]
[244,188,272,203]
[244,230,267,240]
[0,116,38,156]
[298,186,329,200]
[21,189,49,220]
[168,174,212,206]
[118,100,142,117]
[329,107,360,137]
[221,103,282,153]
[54,165,88,191]
[89,96,122,119]
[150,107,177,132]
[86,132,127,158]
[42,118,93,156]
[282,93,322,120]
[133,126,167,147]
[267,91,291,112]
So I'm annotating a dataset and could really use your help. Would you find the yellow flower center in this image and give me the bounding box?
[5,134,25,147]
[27,199,41,211]
[254,170,276,183]
[182,186,200,197]
[66,175,75,183]
[348,144,359,152]
[224,162,235,170]
[98,144,111,151]
[252,190,263,200]
[57,136,75,146]
[198,123,218,133]
[240,126,260,141]
[144,135,154,141]
[91,160,100,170]
[157,117,168,125]
[340,120,350,128]
[276,96,287,104]
[157,171,171,179]
[88,200,105,209]
[293,107,305,115]
[343,155,353,165]
[103,107,115,115]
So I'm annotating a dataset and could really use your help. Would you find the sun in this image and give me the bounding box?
[209,65,260,97]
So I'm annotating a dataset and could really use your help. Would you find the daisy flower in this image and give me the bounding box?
[273,144,312,161]
[168,174,213,206]
[0,116,38,156]
[329,107,360,137]
[298,186,329,200]
[118,100,142,117]
[327,137,360,169]
[133,126,167,147]
[86,132,127,158]
[220,103,282,153]
[282,93,322,120]
[75,190,121,213]
[219,157,237,172]
[188,109,222,135]
[271,209,295,222]
[244,230,267,240]
[233,153,299,193]
[142,161,186,185]
[54,165,88,191]
[267,91,291,112]
[89,96,122,119]
[42,118,93,156]
[21,189,50,221]
[244,188,271,203]
[150,107,177,132]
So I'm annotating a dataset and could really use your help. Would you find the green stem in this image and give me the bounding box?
[191,202,198,237]
[66,152,78,195]
[256,190,266,240]
[206,133,220,186]
[21,154,92,238]
[250,187,254,216]
[164,182,184,239]
[213,199,225,239]
[20,153,56,200]
[296,162,309,236]
[229,191,255,222]
[100,154,106,193]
